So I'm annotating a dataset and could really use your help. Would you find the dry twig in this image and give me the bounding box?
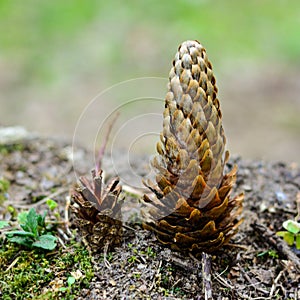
[103,242,111,269]
[213,272,246,299]
[269,270,284,298]
[190,253,213,300]
[149,260,162,291]
[64,195,74,238]
[95,112,119,172]
[202,252,213,300]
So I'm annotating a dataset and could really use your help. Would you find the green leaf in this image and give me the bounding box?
[296,234,300,250]
[67,276,76,287]
[257,250,268,257]
[32,234,57,250]
[282,231,294,246]
[26,208,38,236]
[276,231,286,237]
[282,219,300,234]
[37,211,46,225]
[0,220,9,229]
[20,223,31,232]
[6,230,35,237]
[7,236,33,248]
[46,199,58,211]
[17,211,28,225]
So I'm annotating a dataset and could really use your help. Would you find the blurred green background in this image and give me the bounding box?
[0,0,300,162]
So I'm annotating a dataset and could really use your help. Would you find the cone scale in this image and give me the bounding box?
[143,40,243,255]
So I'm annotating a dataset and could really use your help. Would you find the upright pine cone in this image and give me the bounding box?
[71,169,123,252]
[143,40,243,255]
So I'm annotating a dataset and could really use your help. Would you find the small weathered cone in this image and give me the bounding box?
[71,169,123,252]
[143,40,244,256]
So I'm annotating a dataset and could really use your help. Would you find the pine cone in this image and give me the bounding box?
[71,169,123,252]
[143,40,244,256]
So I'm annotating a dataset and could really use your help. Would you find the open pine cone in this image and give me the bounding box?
[143,40,244,256]
[71,169,123,252]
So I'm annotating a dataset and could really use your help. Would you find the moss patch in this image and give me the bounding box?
[0,242,94,300]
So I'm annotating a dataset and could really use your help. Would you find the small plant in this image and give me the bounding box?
[276,219,300,249]
[5,208,57,250]
[133,272,141,279]
[257,249,279,259]
[59,275,76,293]
[46,198,58,211]
[277,192,300,250]
[128,255,138,264]
[146,246,156,258]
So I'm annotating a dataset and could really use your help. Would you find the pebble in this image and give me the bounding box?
[242,184,252,191]
[137,263,146,270]
[139,284,147,292]
[109,279,116,286]
[275,191,287,202]
[259,202,268,212]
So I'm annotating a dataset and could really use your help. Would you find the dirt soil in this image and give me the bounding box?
[0,134,300,299]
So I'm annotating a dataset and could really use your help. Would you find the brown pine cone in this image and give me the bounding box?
[71,169,123,252]
[143,40,244,256]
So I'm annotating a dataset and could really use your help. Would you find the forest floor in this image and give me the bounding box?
[0,132,299,299]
